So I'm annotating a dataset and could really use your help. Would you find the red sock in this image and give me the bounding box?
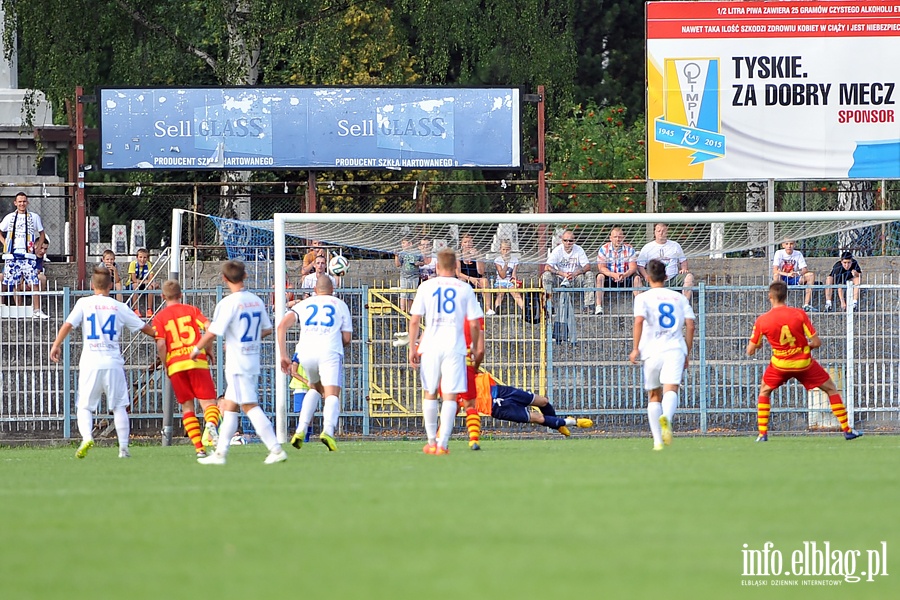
[757,397,770,436]
[828,394,851,432]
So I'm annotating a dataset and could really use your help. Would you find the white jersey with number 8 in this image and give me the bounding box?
[633,287,695,360]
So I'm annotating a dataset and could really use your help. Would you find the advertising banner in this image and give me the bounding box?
[99,87,520,170]
[647,1,900,180]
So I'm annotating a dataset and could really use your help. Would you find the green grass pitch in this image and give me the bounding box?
[2,436,897,599]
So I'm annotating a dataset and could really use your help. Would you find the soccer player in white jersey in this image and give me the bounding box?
[629,259,695,451]
[408,248,484,455]
[191,260,287,465]
[49,266,155,459]
[276,275,352,452]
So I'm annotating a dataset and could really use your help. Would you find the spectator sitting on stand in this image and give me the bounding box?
[825,251,862,311]
[594,226,642,315]
[771,239,816,312]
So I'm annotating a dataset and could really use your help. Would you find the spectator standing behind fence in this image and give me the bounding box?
[24,236,50,313]
[825,251,862,312]
[299,255,337,299]
[595,226,641,315]
[101,249,124,302]
[541,229,593,313]
[492,239,526,313]
[127,247,158,318]
[457,232,492,314]
[394,237,423,312]
[49,266,155,459]
[302,239,326,276]
[193,260,287,465]
[0,192,48,318]
[636,223,694,301]
[418,236,437,281]
[772,239,815,312]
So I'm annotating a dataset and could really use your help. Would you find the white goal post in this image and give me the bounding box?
[170,208,900,443]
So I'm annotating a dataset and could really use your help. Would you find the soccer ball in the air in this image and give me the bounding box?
[329,255,349,276]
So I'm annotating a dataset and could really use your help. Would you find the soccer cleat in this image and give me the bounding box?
[844,429,863,441]
[659,415,673,445]
[197,452,227,465]
[756,434,768,442]
[469,441,481,451]
[653,443,664,451]
[290,431,305,450]
[320,433,338,452]
[422,442,438,454]
[434,446,450,455]
[558,426,572,437]
[594,305,604,315]
[118,448,131,459]
[196,449,208,459]
[264,448,288,464]
[32,309,50,319]
[576,418,593,429]
[75,439,94,459]
[201,423,219,450]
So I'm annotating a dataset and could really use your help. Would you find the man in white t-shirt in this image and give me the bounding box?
[192,260,287,466]
[277,275,353,452]
[0,192,48,317]
[408,248,484,455]
[772,239,816,312]
[300,255,337,297]
[541,229,593,313]
[637,223,694,300]
[629,259,695,451]
[49,266,155,459]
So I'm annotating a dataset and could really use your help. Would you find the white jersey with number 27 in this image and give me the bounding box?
[633,287,695,360]
[207,290,272,376]
[410,276,484,356]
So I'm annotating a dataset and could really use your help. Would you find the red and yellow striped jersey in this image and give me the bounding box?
[153,302,211,376]
[749,305,816,371]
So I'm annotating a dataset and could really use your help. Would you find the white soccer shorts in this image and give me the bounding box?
[642,348,687,390]
[298,351,344,388]
[419,349,467,395]
[223,372,260,406]
[77,367,130,412]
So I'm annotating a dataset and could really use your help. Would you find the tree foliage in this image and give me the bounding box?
[545,102,645,213]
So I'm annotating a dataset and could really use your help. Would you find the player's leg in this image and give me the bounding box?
[293,382,322,449]
[200,380,242,463]
[74,369,102,458]
[106,369,132,458]
[318,353,344,451]
[757,365,792,441]
[418,352,442,453]
[642,355,665,450]
[436,353,467,453]
[458,366,481,450]
[811,367,861,439]
[532,392,594,432]
[231,375,287,463]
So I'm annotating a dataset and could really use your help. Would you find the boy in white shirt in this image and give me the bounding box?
[192,260,287,465]
[629,259,695,451]
[277,275,353,452]
[772,239,816,312]
[408,249,484,454]
[50,266,155,458]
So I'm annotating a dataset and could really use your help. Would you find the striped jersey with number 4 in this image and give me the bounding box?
[410,276,485,356]
[749,305,814,371]
[633,287,695,360]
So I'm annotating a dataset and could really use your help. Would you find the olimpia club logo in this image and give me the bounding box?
[741,541,890,585]
[654,58,726,165]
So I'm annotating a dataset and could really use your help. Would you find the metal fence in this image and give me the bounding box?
[2,276,898,442]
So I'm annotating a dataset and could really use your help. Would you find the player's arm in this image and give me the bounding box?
[629,316,644,364]
[190,330,217,360]
[807,332,822,349]
[49,323,74,363]
[470,319,484,369]
[155,337,168,368]
[407,314,422,367]
[684,317,695,367]
[746,322,763,356]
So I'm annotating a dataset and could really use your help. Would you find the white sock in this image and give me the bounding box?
[77,407,93,442]
[437,400,458,449]
[662,390,678,423]
[322,395,340,437]
[565,417,576,427]
[246,405,280,453]
[648,402,663,446]
[423,398,439,444]
[296,391,320,435]
[216,411,240,456]
[112,406,130,450]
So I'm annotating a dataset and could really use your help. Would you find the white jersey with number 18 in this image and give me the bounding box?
[410,276,484,356]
